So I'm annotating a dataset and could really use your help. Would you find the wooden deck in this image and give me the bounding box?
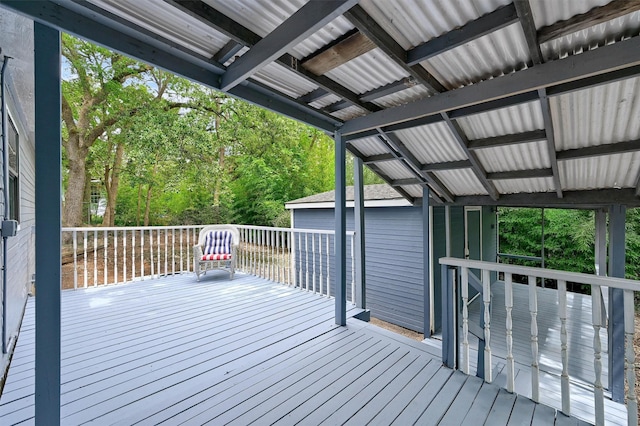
[1,272,591,425]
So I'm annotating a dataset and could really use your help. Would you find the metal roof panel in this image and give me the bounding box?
[395,123,467,163]
[494,177,555,194]
[476,141,550,173]
[457,101,544,139]
[560,154,640,190]
[349,136,389,157]
[434,169,488,196]
[376,160,417,180]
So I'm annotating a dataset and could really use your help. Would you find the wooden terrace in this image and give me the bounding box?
[0,272,591,425]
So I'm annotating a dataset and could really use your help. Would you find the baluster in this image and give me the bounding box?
[483,269,492,382]
[271,230,275,280]
[123,230,127,283]
[298,233,303,288]
[529,275,539,402]
[172,229,175,276]
[185,228,190,273]
[164,229,168,276]
[557,280,570,415]
[505,273,515,393]
[276,230,281,283]
[132,230,136,281]
[592,284,605,425]
[73,230,78,290]
[351,234,356,304]
[269,230,273,280]
[179,228,183,273]
[288,231,294,286]
[624,289,638,426]
[149,229,155,278]
[104,230,108,284]
[461,266,470,375]
[140,229,145,279]
[312,233,316,293]
[250,229,255,275]
[83,230,88,288]
[260,229,264,278]
[326,235,330,298]
[319,234,324,295]
[305,233,309,290]
[156,229,161,277]
[114,230,119,284]
[93,230,98,287]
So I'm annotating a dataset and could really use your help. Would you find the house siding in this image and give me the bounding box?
[1,9,36,375]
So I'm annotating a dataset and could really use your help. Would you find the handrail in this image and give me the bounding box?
[439,257,638,426]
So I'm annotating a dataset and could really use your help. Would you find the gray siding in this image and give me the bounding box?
[293,204,497,335]
[1,9,36,375]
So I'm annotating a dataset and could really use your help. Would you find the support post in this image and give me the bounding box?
[441,264,457,368]
[34,22,61,425]
[595,209,608,324]
[335,129,346,325]
[353,156,366,309]
[423,187,431,336]
[608,204,626,402]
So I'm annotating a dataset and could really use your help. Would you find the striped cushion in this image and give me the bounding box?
[201,253,232,261]
[203,230,233,256]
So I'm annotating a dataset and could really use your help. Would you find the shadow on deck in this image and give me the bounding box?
[1,272,592,424]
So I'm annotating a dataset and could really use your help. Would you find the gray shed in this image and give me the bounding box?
[286,184,497,334]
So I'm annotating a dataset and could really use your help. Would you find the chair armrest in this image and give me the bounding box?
[193,244,203,259]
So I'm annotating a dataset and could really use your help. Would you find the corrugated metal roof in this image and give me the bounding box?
[402,184,425,198]
[373,85,431,109]
[252,62,319,99]
[395,123,467,163]
[457,102,544,139]
[476,141,550,173]
[359,0,512,50]
[331,105,367,121]
[551,76,640,150]
[494,178,555,195]
[530,0,613,28]
[349,136,389,156]
[561,154,640,191]
[289,15,356,59]
[90,0,230,57]
[376,160,418,180]
[325,48,412,95]
[426,23,530,90]
[309,94,342,110]
[434,169,488,196]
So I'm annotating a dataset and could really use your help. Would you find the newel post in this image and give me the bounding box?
[353,156,366,309]
[441,264,457,369]
[334,129,346,325]
[608,204,626,402]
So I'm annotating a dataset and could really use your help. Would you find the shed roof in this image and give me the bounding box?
[285,184,412,209]
[3,0,640,208]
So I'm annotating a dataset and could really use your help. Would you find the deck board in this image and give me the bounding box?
[0,272,599,425]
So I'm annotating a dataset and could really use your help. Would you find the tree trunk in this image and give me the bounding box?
[143,184,153,226]
[63,135,88,227]
[102,142,125,227]
[214,146,224,206]
[136,183,142,226]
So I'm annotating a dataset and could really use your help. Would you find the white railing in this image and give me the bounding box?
[440,257,638,426]
[235,225,356,301]
[61,225,356,302]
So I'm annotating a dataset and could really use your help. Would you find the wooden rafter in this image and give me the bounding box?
[302,29,376,75]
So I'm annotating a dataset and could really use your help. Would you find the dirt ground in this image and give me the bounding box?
[370,317,424,342]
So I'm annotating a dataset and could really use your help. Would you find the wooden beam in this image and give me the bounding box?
[441,114,500,200]
[339,35,640,135]
[538,0,640,44]
[406,4,519,65]
[302,29,376,75]
[167,0,380,112]
[421,160,472,172]
[449,189,640,208]
[487,168,553,180]
[213,40,243,64]
[344,4,445,93]
[467,130,547,150]
[556,138,640,160]
[220,0,358,91]
[538,88,563,197]
[514,0,543,65]
[363,153,396,164]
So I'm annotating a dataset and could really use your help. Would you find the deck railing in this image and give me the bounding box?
[440,257,638,426]
[61,225,356,302]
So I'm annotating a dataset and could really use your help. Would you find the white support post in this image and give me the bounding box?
[93,230,97,286]
[312,233,316,293]
[83,231,88,288]
[624,289,638,426]
[319,234,324,295]
[592,283,605,426]
[558,280,570,415]
[461,266,470,375]
[72,230,78,290]
[529,275,540,402]
[505,272,514,393]
[482,269,492,382]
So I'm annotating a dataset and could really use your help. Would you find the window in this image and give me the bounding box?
[7,116,19,222]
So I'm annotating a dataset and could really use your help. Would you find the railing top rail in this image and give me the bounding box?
[236,224,355,236]
[62,225,203,232]
[62,224,355,236]
[440,257,640,292]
